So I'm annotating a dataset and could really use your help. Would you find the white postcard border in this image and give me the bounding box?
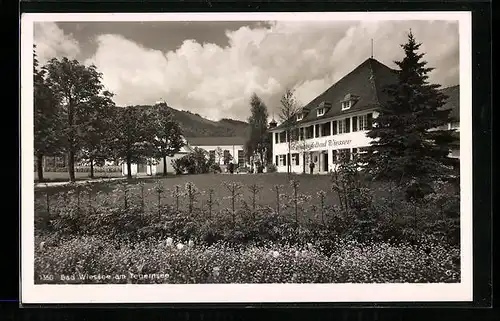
[21,11,473,304]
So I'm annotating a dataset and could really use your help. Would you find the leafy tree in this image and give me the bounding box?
[44,57,105,182]
[33,45,61,182]
[111,106,153,179]
[77,90,116,178]
[151,102,185,176]
[363,31,458,199]
[278,88,301,179]
[223,150,233,165]
[172,147,211,174]
[215,147,224,165]
[245,93,272,168]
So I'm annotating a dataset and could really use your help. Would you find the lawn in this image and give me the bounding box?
[35,172,356,212]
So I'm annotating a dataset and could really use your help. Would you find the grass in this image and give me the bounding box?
[34,172,390,212]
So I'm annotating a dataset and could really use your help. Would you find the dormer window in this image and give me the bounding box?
[296,113,303,121]
[341,93,359,111]
[317,101,331,117]
[341,101,352,111]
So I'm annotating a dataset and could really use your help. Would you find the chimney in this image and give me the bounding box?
[269,119,277,129]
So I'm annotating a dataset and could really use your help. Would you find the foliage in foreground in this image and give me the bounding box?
[35,176,460,249]
[35,235,460,284]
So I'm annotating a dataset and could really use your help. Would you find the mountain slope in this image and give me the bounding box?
[124,105,250,138]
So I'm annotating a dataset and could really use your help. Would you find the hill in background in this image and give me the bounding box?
[123,105,250,138]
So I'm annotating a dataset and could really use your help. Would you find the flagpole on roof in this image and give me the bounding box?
[371,38,374,59]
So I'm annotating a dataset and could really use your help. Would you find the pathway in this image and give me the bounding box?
[34,176,127,188]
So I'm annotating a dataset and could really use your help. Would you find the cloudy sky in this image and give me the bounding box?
[33,19,459,121]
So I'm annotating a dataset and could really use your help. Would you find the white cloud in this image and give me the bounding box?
[34,20,459,122]
[34,22,80,64]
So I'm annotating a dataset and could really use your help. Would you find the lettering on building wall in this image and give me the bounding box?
[290,139,352,151]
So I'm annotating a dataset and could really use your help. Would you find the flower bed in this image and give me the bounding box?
[34,235,460,284]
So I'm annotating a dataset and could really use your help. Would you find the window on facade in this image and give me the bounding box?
[275,133,279,144]
[338,119,346,134]
[279,131,286,143]
[367,113,373,128]
[317,108,325,117]
[332,121,337,135]
[305,125,314,139]
[352,116,358,132]
[292,128,299,141]
[321,122,331,136]
[359,114,369,131]
[279,155,285,166]
[299,127,304,140]
[315,124,320,138]
[338,148,351,162]
[345,118,351,133]
[291,153,300,166]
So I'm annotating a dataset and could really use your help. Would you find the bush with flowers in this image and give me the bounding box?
[34,234,460,284]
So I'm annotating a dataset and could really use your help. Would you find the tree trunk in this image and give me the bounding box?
[163,156,167,177]
[287,132,291,179]
[302,153,306,174]
[68,150,76,182]
[36,153,44,182]
[67,98,76,182]
[89,158,94,179]
[126,154,132,179]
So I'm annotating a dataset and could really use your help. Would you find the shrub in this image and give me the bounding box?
[171,148,212,175]
[266,163,277,173]
[210,163,222,173]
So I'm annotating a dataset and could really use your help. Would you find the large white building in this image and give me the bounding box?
[269,58,460,174]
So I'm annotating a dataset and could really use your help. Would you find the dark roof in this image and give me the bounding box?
[185,136,246,146]
[439,85,460,121]
[272,58,398,131]
[271,58,461,131]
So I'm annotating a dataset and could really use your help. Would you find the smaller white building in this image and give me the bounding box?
[186,136,248,168]
[122,141,194,176]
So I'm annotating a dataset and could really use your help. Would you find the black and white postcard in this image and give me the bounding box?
[21,11,472,304]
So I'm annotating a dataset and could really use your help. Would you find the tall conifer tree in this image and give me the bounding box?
[364,30,458,199]
[245,93,271,171]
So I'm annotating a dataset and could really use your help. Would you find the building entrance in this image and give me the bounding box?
[322,151,329,172]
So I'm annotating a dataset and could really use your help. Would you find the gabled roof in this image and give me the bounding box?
[271,58,398,131]
[185,136,246,147]
[439,85,459,121]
